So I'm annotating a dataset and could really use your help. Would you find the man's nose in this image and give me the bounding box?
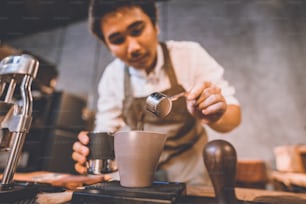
[127,38,141,58]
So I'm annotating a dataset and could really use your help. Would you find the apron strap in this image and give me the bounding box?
[160,42,179,87]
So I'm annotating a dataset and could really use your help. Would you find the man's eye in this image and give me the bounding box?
[110,36,125,45]
[130,29,142,36]
[130,25,144,36]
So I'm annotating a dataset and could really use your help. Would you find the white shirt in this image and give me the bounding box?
[94,41,239,133]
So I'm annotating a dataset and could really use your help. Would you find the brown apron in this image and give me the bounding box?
[122,42,210,185]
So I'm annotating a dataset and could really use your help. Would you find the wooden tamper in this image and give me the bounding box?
[203,140,238,204]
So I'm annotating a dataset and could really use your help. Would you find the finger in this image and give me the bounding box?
[202,101,226,115]
[197,93,224,110]
[196,85,221,104]
[78,131,90,145]
[203,85,221,97]
[72,151,87,164]
[187,82,211,100]
[73,141,90,156]
[75,163,87,174]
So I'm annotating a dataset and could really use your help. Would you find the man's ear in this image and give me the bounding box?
[155,24,160,35]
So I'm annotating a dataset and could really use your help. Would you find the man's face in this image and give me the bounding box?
[101,6,159,72]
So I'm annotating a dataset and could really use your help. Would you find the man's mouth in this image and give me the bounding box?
[130,53,148,65]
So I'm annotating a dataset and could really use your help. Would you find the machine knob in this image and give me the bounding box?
[203,140,238,204]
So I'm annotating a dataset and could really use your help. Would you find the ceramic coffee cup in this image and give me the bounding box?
[87,132,117,174]
[114,131,166,187]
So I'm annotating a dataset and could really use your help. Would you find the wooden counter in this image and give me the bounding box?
[187,185,306,204]
[3,172,306,204]
[36,184,306,204]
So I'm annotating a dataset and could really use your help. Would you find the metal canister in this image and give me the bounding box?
[145,92,172,118]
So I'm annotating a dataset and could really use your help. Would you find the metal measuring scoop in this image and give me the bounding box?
[145,92,186,118]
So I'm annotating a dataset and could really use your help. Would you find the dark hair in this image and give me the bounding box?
[88,0,157,42]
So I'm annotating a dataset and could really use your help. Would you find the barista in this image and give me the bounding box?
[72,0,241,185]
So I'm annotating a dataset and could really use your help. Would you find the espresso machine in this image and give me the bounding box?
[0,54,39,202]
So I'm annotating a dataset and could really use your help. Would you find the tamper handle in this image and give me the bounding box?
[203,140,238,204]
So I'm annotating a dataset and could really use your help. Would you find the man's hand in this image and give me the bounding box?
[186,82,227,124]
[72,131,90,174]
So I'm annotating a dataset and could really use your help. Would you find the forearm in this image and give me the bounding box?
[207,104,241,133]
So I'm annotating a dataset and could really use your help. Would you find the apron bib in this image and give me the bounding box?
[122,43,210,185]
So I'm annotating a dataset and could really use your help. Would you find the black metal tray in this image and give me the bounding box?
[71,180,186,204]
[71,181,268,204]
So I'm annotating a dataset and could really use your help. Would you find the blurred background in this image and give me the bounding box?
[0,0,305,182]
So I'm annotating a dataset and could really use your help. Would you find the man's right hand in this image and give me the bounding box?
[72,131,90,174]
